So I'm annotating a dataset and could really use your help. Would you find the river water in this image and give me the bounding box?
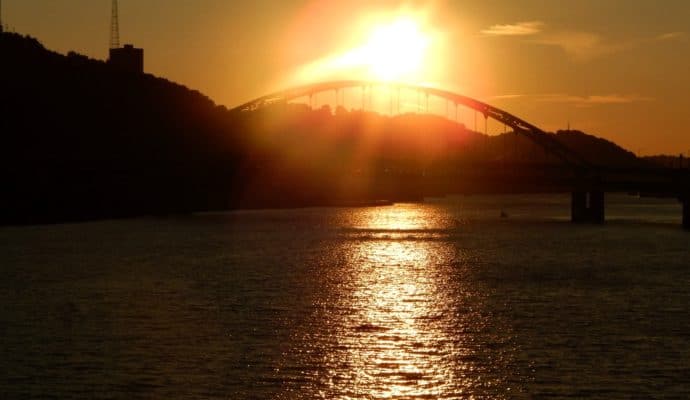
[1,194,689,399]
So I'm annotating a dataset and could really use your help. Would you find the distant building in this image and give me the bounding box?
[108,44,144,74]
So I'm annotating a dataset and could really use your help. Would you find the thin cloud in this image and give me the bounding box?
[532,32,634,62]
[491,93,654,107]
[536,94,654,106]
[480,22,626,61]
[655,32,686,41]
[490,94,526,100]
[481,21,544,36]
[482,21,685,62]
[532,31,687,61]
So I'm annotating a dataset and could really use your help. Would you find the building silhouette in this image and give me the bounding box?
[109,44,144,73]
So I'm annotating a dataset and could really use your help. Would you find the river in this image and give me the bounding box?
[1,194,688,398]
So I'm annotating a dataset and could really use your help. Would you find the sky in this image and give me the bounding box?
[3,0,690,155]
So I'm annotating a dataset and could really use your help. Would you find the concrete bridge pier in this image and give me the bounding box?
[571,190,605,224]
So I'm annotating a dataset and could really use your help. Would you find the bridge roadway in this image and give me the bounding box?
[361,164,689,228]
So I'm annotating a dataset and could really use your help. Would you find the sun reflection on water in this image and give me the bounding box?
[313,204,498,398]
[345,240,451,398]
[354,203,445,231]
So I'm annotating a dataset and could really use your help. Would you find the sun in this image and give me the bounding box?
[288,13,443,87]
[360,18,430,82]
[325,16,432,83]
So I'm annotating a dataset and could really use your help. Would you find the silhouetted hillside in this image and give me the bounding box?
[1,32,243,224]
[554,130,644,168]
[1,32,656,224]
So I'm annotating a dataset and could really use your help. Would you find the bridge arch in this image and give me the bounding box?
[231,80,591,169]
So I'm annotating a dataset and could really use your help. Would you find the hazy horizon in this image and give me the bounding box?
[3,0,689,155]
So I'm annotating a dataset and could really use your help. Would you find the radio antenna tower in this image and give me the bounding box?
[110,0,120,49]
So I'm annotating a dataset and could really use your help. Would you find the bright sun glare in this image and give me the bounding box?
[358,18,430,81]
[293,15,436,85]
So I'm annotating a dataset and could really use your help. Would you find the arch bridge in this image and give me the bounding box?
[232,80,689,229]
[232,80,591,170]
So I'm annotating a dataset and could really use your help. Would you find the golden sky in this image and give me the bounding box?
[4,0,690,155]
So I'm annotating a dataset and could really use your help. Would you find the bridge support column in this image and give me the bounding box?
[571,190,605,224]
[571,191,587,223]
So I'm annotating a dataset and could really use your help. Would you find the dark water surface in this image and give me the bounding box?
[1,194,689,399]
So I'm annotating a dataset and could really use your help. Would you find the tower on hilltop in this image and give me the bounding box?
[108,0,144,74]
[110,0,119,49]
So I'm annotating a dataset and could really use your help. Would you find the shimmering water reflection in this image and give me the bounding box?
[298,204,513,398]
[339,235,458,397]
[1,195,689,398]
